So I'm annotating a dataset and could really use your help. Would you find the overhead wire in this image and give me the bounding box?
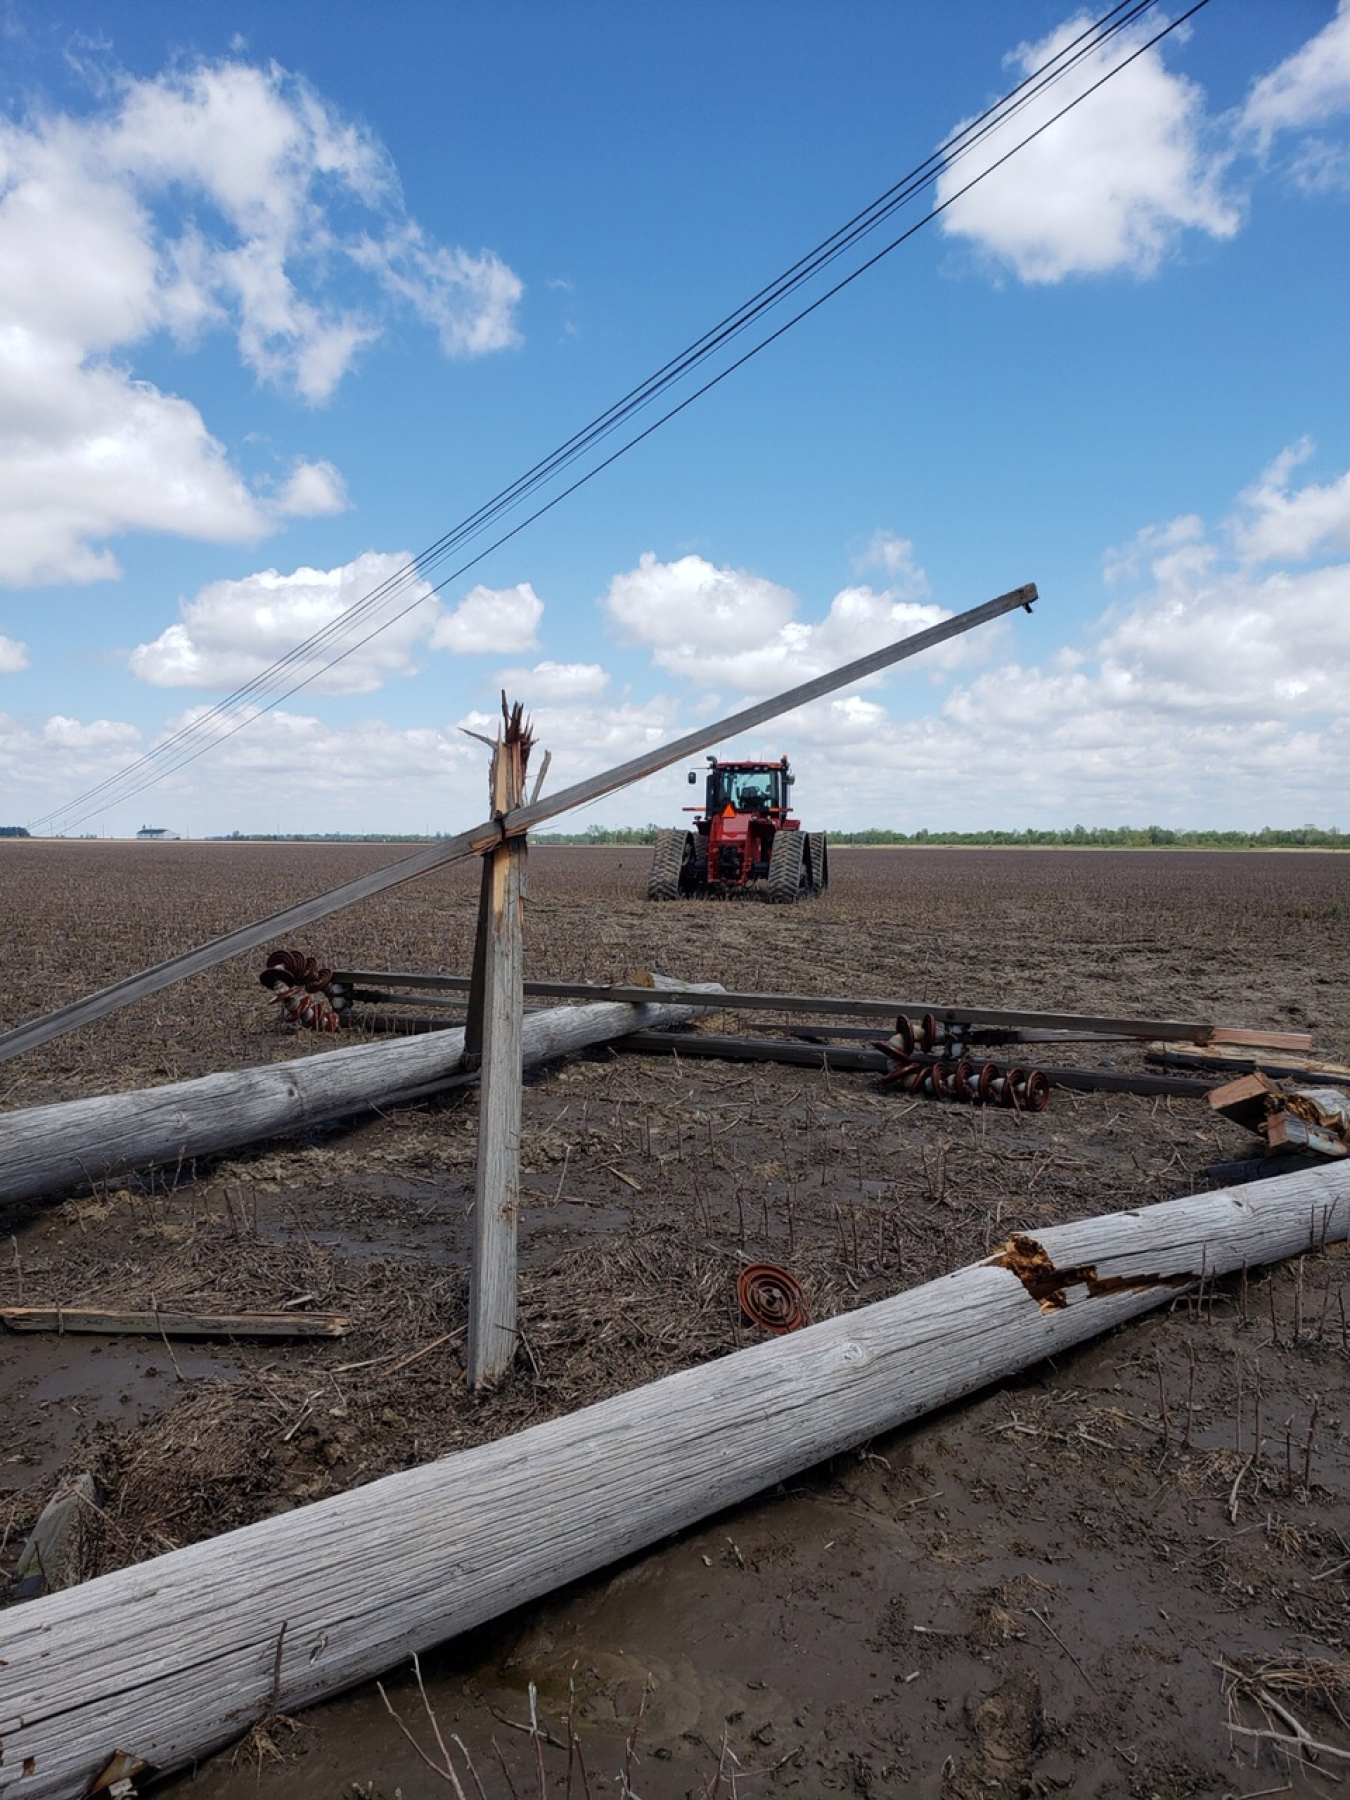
[35,0,1208,832]
[33,0,1165,830]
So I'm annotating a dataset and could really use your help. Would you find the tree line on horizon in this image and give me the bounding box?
[6,824,1346,848]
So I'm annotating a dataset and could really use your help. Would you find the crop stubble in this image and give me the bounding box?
[2,841,1350,1797]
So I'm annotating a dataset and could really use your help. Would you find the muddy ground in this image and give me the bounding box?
[2,842,1350,1798]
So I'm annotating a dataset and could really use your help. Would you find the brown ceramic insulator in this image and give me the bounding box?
[1001,1067,1028,1108]
[736,1263,810,1335]
[1022,1070,1052,1112]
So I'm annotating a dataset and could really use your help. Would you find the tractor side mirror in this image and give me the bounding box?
[687,770,698,784]
[787,773,795,785]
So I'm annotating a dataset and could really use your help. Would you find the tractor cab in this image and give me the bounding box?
[684,756,799,889]
[701,760,790,820]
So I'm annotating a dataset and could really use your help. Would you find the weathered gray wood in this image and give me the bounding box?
[469,720,529,1388]
[0,994,719,1208]
[0,1308,348,1339]
[2,1160,1347,1800]
[0,586,1034,1069]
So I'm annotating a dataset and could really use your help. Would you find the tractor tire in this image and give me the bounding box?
[766,827,806,903]
[685,843,708,896]
[806,832,829,894]
[647,828,690,901]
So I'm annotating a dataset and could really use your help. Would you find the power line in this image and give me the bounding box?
[34,0,1207,833]
[33,0,1161,830]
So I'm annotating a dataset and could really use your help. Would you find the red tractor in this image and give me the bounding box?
[646,755,827,902]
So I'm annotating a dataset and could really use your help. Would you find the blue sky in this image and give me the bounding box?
[0,0,1347,836]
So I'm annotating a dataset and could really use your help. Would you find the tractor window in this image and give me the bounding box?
[710,769,782,813]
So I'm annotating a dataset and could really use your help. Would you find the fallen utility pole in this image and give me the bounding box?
[3,1160,1347,1800]
[0,990,720,1208]
[0,585,1034,1068]
[613,1030,1218,1099]
[330,971,1225,1044]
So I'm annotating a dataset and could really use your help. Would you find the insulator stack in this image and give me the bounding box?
[877,1037,1050,1112]
[258,948,348,1032]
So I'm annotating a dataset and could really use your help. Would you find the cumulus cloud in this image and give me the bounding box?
[827,451,1350,827]
[430,582,544,656]
[129,551,434,694]
[0,55,520,585]
[1233,440,1350,563]
[273,459,349,519]
[600,550,967,692]
[936,12,1239,281]
[1243,2,1350,146]
[0,630,28,672]
[851,530,930,597]
[0,701,491,832]
[494,660,609,701]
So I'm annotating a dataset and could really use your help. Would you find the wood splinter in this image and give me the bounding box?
[987,1234,1197,1314]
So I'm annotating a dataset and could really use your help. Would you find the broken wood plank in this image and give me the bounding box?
[1211,1026,1315,1052]
[6,1475,98,1603]
[3,1159,1347,1800]
[1150,1044,1350,1087]
[0,990,721,1208]
[614,1030,1218,1098]
[1207,1071,1275,1133]
[1265,1113,1349,1159]
[0,1308,349,1339]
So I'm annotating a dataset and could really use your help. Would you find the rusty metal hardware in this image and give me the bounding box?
[876,1038,1050,1112]
[259,949,346,1033]
[736,1263,809,1334]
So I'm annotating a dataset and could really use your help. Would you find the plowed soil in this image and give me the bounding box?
[3,841,1350,1799]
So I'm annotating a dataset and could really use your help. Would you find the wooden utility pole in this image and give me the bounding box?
[466,699,533,1387]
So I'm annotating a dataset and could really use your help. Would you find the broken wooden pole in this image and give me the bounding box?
[3,1159,1348,1800]
[468,700,532,1388]
[0,989,719,1209]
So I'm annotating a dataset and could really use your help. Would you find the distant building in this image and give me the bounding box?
[135,826,181,841]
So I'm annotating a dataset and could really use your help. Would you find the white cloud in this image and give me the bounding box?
[42,714,142,750]
[1233,439,1350,563]
[592,455,1350,830]
[851,530,930,598]
[1243,2,1350,145]
[1,702,485,832]
[494,660,609,701]
[273,459,349,519]
[351,224,522,358]
[601,550,965,692]
[129,551,434,694]
[0,630,28,672]
[604,551,797,657]
[0,55,520,585]
[937,12,1239,282]
[431,582,544,656]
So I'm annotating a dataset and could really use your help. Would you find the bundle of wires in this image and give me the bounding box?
[33,0,1206,835]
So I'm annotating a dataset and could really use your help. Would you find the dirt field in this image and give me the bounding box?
[3,841,1350,1798]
